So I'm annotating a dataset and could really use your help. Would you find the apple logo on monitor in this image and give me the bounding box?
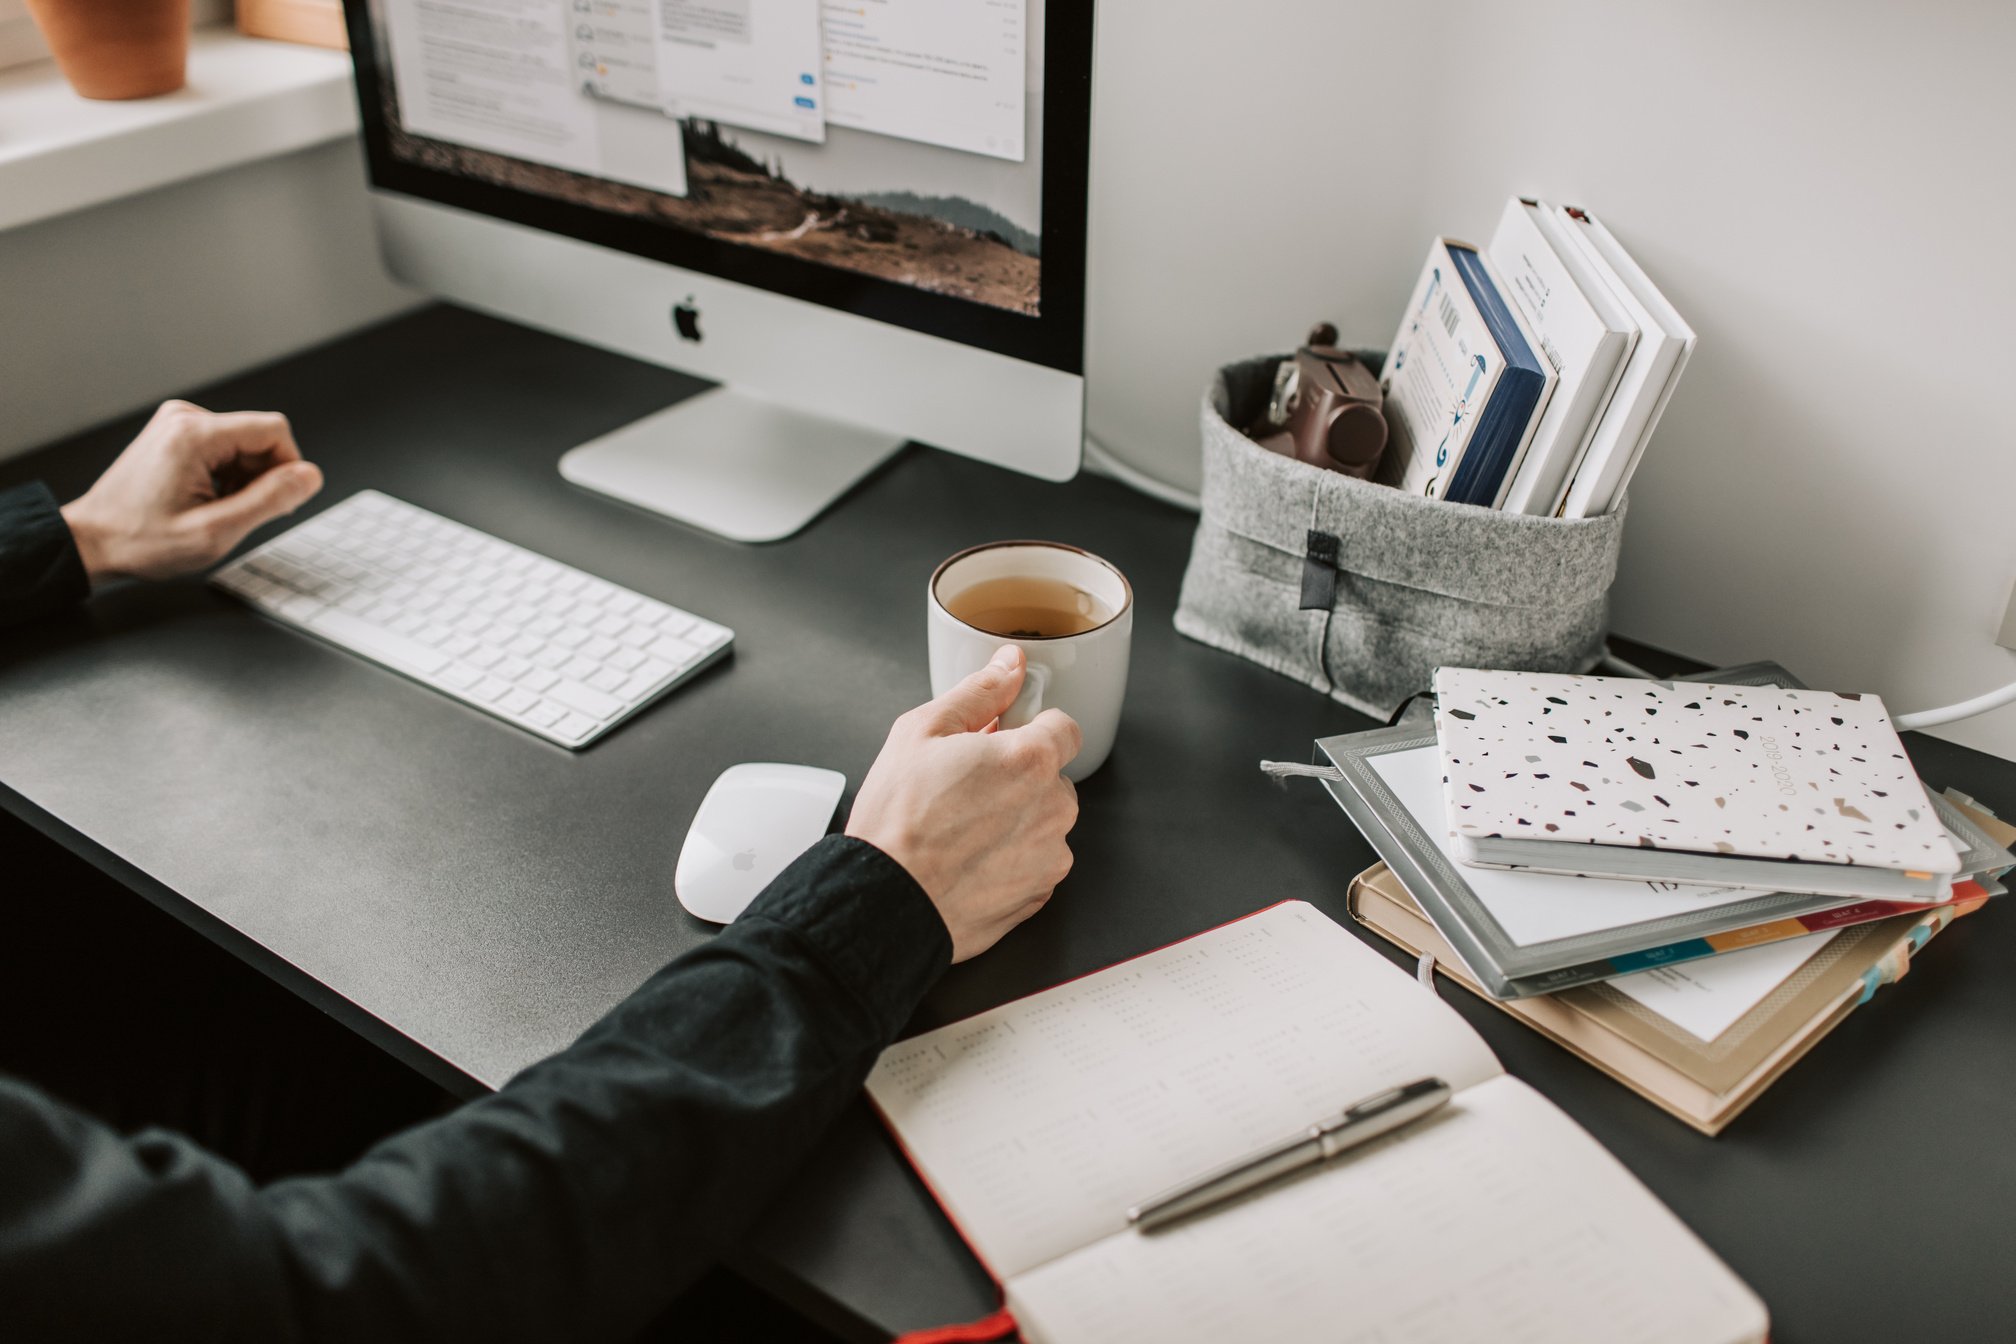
[673,297,702,343]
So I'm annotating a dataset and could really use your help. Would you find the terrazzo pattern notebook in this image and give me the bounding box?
[1434,668,1962,901]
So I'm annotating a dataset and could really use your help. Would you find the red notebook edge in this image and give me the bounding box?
[876,898,1309,1344]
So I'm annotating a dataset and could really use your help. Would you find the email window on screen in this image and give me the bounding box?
[822,0,1029,161]
[384,0,689,196]
[658,0,828,143]
[569,0,662,110]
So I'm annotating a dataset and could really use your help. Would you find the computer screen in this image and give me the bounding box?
[352,1,1085,371]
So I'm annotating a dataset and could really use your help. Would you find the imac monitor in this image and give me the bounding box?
[344,1,1090,541]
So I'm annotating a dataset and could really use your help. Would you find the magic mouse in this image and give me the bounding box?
[675,763,848,923]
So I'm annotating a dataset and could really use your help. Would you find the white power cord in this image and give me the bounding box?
[1081,434,1202,512]
[1086,438,2016,734]
[1893,679,2016,732]
[1604,643,2016,732]
[1600,652,1659,680]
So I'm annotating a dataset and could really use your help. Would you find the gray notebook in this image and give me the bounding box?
[1316,663,2010,998]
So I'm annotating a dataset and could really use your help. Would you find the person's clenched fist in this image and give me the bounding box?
[61,400,323,583]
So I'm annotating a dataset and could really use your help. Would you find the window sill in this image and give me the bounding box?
[0,25,356,233]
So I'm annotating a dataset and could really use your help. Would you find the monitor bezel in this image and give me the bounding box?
[342,1,1089,375]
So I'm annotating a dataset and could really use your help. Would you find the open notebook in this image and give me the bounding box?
[867,903,1767,1344]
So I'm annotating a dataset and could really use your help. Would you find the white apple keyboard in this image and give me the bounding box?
[210,490,732,749]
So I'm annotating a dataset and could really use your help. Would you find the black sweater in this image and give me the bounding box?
[0,482,952,1341]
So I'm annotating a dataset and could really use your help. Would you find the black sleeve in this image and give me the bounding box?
[0,482,91,629]
[0,835,952,1343]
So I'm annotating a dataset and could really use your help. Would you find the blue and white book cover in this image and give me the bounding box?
[1440,247,1556,506]
[1375,239,1504,499]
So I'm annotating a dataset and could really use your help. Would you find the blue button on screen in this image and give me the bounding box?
[794,95,816,108]
[799,72,815,85]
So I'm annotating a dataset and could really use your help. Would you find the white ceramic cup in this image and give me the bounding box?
[928,541,1134,782]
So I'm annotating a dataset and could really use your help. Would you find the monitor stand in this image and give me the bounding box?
[557,388,905,543]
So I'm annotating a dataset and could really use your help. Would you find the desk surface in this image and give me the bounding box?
[3,307,2011,1342]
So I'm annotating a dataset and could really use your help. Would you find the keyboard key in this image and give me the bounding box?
[652,608,697,638]
[632,657,675,686]
[306,609,451,677]
[518,667,560,694]
[648,634,702,666]
[494,655,532,682]
[593,613,630,640]
[581,636,618,661]
[553,711,599,742]
[686,620,731,650]
[609,646,647,672]
[523,699,566,728]
[470,676,514,703]
[586,666,628,694]
[498,688,539,716]
[563,655,603,682]
[618,669,670,699]
[549,678,623,721]
[439,663,482,690]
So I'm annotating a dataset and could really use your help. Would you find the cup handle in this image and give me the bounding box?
[1003,660,1050,729]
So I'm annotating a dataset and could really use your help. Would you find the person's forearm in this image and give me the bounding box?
[0,837,949,1343]
[257,839,947,1340]
[0,483,91,628]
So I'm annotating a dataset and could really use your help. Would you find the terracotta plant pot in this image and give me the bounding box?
[26,0,192,100]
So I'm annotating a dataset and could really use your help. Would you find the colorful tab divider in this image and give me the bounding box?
[1601,879,1988,982]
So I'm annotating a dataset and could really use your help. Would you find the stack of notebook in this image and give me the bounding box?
[1316,661,2013,1133]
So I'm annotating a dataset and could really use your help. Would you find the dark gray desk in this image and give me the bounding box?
[3,307,2010,1342]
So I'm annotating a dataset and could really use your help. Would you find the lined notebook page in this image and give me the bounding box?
[865,902,1502,1280]
[1009,1075,1767,1344]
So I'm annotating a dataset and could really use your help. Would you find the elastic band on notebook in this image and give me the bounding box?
[1259,760,1345,781]
[893,1308,1020,1344]
[1417,951,1438,990]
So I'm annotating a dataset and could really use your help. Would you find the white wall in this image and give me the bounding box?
[0,137,417,460]
[1084,0,2016,760]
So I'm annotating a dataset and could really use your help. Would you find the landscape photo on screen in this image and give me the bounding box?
[369,0,1046,315]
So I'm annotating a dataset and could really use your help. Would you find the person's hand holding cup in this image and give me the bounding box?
[926,541,1133,783]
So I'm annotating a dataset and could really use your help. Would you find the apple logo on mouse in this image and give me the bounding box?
[672,297,702,343]
[732,848,757,872]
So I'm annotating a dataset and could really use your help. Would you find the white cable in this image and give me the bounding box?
[1081,434,1202,512]
[1893,679,2016,732]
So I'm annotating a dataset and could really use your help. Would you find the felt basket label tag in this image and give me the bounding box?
[1300,529,1340,610]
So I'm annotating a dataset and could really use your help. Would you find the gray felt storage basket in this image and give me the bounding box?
[1175,354,1628,719]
